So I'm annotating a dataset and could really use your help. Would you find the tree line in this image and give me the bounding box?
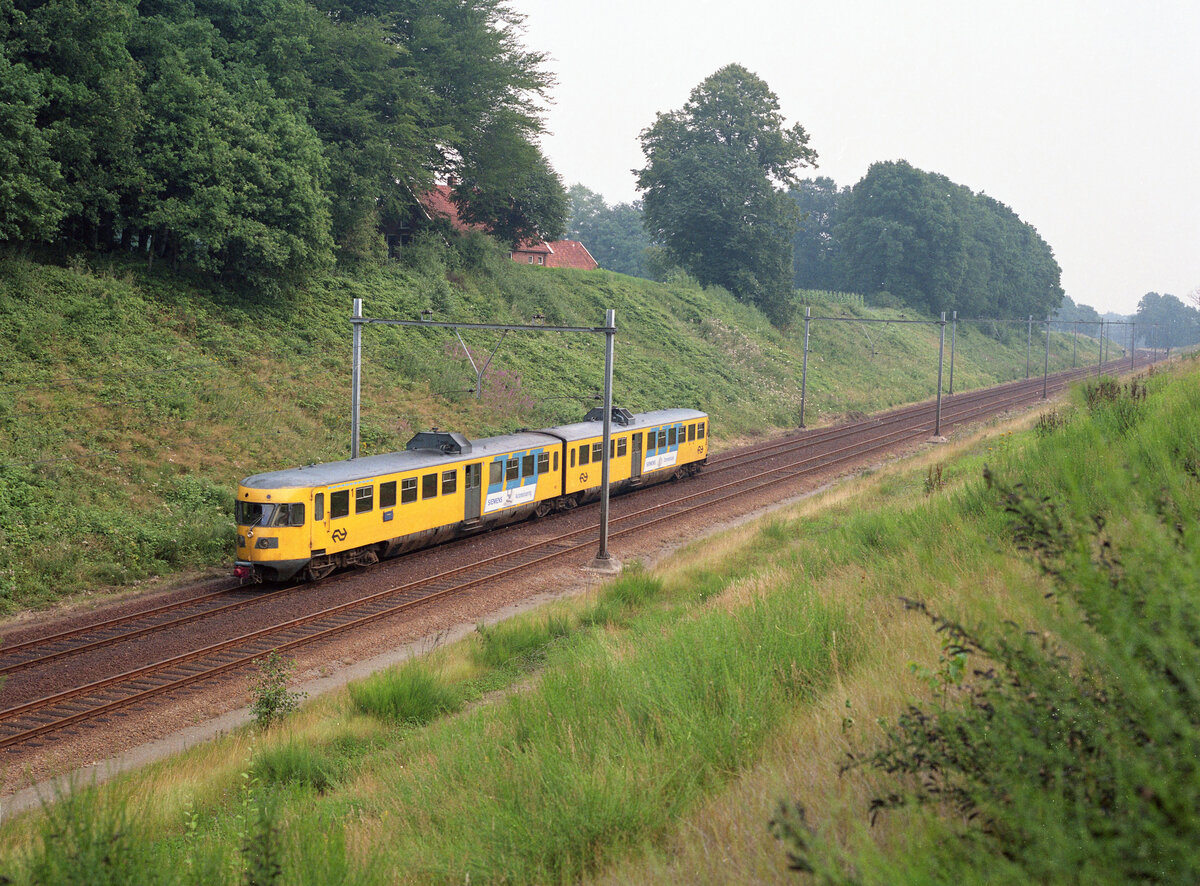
[570,64,1066,326]
[0,0,567,292]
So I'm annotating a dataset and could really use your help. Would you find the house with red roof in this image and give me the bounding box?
[509,238,599,270]
[417,184,599,271]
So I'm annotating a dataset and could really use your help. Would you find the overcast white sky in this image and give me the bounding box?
[511,0,1199,315]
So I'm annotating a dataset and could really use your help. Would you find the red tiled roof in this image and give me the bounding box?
[417,184,488,232]
[543,239,599,270]
[511,239,599,270]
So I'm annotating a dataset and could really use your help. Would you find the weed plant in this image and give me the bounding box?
[251,741,338,794]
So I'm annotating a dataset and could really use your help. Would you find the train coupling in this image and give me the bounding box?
[233,562,261,584]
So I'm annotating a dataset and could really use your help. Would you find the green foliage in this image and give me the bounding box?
[0,0,559,287]
[250,652,306,729]
[1134,291,1200,350]
[565,184,652,277]
[348,662,461,726]
[834,160,1064,319]
[637,63,817,325]
[789,177,846,291]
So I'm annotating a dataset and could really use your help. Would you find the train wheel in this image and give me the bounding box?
[535,501,553,518]
[305,562,336,581]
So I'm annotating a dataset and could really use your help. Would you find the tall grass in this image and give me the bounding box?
[774,363,1200,883]
[348,662,462,726]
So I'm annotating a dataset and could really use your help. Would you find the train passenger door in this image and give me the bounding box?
[464,463,482,521]
[631,432,642,480]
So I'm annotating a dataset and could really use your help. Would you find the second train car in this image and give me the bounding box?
[233,407,708,582]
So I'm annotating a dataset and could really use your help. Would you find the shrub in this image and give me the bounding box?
[250,652,306,729]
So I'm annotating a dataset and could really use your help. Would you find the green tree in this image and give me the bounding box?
[451,118,566,245]
[565,184,652,277]
[15,0,143,248]
[0,6,65,242]
[835,160,1063,319]
[636,63,817,324]
[788,176,844,291]
[1134,292,1200,350]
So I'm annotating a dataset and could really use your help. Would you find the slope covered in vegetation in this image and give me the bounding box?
[0,240,1109,610]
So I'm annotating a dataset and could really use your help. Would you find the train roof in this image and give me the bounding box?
[539,407,708,442]
[239,430,559,490]
[239,408,708,491]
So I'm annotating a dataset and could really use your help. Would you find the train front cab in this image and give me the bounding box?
[234,488,313,582]
[300,435,564,575]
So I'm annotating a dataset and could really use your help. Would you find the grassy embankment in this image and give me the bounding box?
[0,241,1109,610]
[0,354,1190,881]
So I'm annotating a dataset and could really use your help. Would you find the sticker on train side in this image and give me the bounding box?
[643,451,678,472]
[484,485,538,514]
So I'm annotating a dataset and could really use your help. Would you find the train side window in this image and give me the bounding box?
[355,485,374,513]
[442,470,457,495]
[380,481,397,508]
[570,448,576,468]
[522,454,534,476]
[553,451,559,471]
[617,437,627,457]
[401,478,417,503]
[592,441,603,462]
[506,458,519,482]
[579,444,590,466]
[668,426,677,447]
[490,461,503,486]
[698,421,706,439]
[289,503,305,526]
[331,490,350,519]
[422,473,438,498]
[658,428,668,448]
[610,439,615,458]
[537,452,549,473]
[314,493,324,521]
[688,423,696,442]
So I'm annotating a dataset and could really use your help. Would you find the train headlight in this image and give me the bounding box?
[255,537,279,549]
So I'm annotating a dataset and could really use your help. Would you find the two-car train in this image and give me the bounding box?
[234,407,708,582]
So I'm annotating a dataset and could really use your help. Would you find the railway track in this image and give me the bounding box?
[0,355,1157,753]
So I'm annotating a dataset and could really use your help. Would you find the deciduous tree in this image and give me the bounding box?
[636,64,817,324]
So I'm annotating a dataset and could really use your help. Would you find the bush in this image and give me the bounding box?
[250,652,306,729]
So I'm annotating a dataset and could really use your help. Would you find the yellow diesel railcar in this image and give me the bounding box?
[233,408,707,583]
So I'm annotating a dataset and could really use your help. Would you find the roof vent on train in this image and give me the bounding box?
[584,407,634,426]
[406,430,472,455]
